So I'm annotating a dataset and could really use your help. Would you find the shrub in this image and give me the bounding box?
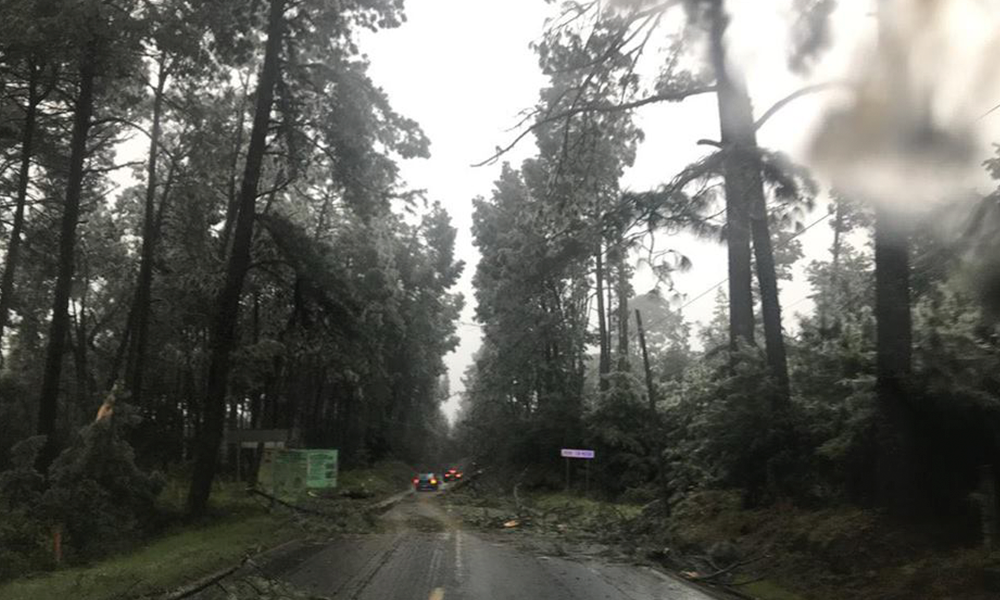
[620,484,658,505]
[42,407,165,561]
[0,436,51,581]
[586,370,657,496]
[0,404,165,578]
[665,346,816,507]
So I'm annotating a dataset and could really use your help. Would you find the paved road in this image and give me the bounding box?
[253,489,717,600]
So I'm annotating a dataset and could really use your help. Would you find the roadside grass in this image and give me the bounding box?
[0,511,295,600]
[529,491,644,520]
[527,490,1000,599]
[667,490,1000,600]
[0,461,415,600]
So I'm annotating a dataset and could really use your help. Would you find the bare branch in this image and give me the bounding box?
[753,80,850,132]
[472,86,716,167]
[546,0,600,33]
[976,101,1000,121]
[88,116,182,163]
[84,160,144,175]
[552,5,666,75]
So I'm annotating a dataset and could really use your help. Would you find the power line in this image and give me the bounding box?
[678,277,727,311]
[632,210,836,336]
[676,210,833,313]
[784,294,813,311]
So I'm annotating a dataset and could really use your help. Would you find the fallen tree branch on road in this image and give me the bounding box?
[156,560,244,600]
[364,488,413,514]
[247,487,337,518]
[685,554,768,583]
[441,468,484,494]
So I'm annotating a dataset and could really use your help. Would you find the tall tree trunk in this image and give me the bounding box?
[637,307,670,514]
[106,305,133,390]
[107,158,177,393]
[606,263,615,363]
[220,70,251,256]
[595,245,610,392]
[187,0,285,515]
[0,61,40,364]
[615,243,630,370]
[125,57,169,407]
[871,0,918,513]
[874,206,917,512]
[708,0,754,351]
[709,0,789,404]
[36,42,98,471]
[750,204,790,404]
[635,309,655,411]
[71,300,90,412]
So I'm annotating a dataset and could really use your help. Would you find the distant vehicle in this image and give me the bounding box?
[443,467,463,482]
[412,473,439,491]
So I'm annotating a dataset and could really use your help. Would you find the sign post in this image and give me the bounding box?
[565,455,570,491]
[224,428,294,482]
[560,448,595,493]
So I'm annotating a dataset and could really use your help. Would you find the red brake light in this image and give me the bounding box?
[456,473,463,478]
[412,478,418,484]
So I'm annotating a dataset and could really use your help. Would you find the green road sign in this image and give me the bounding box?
[306,449,338,489]
[258,449,338,498]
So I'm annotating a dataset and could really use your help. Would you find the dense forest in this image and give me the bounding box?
[0,0,463,572]
[2,0,1000,593]
[456,0,1000,534]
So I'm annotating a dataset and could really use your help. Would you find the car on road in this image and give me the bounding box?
[442,467,463,482]
[412,473,439,491]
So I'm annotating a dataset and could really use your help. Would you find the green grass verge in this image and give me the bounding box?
[667,490,1000,600]
[0,461,414,600]
[0,512,295,600]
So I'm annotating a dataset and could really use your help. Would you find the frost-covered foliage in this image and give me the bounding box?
[659,346,816,507]
[586,370,653,495]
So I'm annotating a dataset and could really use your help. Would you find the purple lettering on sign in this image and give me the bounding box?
[560,448,595,459]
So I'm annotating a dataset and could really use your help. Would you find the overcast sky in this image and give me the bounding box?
[360,0,1000,422]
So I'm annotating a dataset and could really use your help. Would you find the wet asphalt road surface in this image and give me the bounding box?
[257,489,716,600]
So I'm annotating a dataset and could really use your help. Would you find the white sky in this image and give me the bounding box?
[361,0,552,421]
[358,0,1000,423]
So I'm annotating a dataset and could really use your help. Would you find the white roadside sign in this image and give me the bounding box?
[560,448,595,459]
